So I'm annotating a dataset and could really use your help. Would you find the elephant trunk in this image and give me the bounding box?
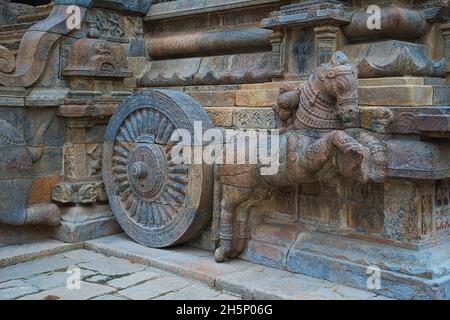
[29,117,53,163]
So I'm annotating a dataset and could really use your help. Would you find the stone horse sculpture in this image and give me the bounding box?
[215,51,387,262]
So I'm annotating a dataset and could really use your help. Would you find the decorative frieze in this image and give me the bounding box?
[86,10,125,40]
[344,40,446,78]
[52,180,107,204]
[233,108,277,129]
[63,39,132,78]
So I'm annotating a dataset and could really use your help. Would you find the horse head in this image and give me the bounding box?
[314,51,359,128]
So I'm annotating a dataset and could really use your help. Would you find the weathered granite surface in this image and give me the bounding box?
[0,0,448,300]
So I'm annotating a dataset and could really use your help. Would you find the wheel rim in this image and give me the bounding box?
[103,90,214,247]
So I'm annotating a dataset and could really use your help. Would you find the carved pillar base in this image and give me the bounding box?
[51,100,126,242]
[52,204,121,243]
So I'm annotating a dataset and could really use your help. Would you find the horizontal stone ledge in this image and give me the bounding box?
[145,0,282,21]
[148,28,272,59]
[54,0,151,15]
[139,52,271,87]
[358,77,447,87]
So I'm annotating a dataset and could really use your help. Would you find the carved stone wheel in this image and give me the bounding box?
[103,90,215,247]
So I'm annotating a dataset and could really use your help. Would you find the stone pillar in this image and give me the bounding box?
[268,32,285,79]
[50,36,134,242]
[52,109,122,243]
[314,26,340,67]
[261,0,350,80]
[441,22,450,78]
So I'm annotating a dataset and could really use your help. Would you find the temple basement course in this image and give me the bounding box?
[0,0,449,300]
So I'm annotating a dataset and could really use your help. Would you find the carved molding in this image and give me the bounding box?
[52,180,107,204]
[344,40,447,78]
[0,5,88,87]
[86,10,125,40]
[261,0,350,29]
[63,39,132,78]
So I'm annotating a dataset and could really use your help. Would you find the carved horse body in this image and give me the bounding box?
[215,52,386,262]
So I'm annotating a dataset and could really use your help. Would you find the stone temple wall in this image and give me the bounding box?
[0,0,449,299]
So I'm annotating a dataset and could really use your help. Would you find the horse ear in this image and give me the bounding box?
[331,51,349,66]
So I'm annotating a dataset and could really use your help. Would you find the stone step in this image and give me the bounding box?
[85,234,392,300]
[0,239,83,268]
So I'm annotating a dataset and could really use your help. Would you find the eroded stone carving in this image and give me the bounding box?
[87,10,125,39]
[215,52,388,262]
[344,40,447,78]
[0,0,20,26]
[52,181,107,204]
[0,118,60,226]
[63,39,132,78]
[0,5,88,87]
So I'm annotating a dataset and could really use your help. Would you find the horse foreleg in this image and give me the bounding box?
[230,189,271,258]
[331,131,366,180]
[303,134,334,172]
[215,185,253,263]
[215,197,235,262]
[230,201,253,259]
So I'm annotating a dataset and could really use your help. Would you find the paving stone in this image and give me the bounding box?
[369,295,396,300]
[78,256,146,276]
[214,293,242,300]
[85,275,112,283]
[117,276,191,300]
[25,270,98,290]
[19,282,115,300]
[92,294,127,300]
[108,271,161,289]
[154,284,224,300]
[26,272,72,290]
[0,285,39,300]
[0,279,27,289]
[0,254,84,283]
[0,239,82,268]
[61,249,108,262]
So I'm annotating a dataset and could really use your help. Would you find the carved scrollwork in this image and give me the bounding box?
[0,5,88,87]
[0,45,15,74]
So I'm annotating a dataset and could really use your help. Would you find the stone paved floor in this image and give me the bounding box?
[0,234,391,300]
[0,249,237,300]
